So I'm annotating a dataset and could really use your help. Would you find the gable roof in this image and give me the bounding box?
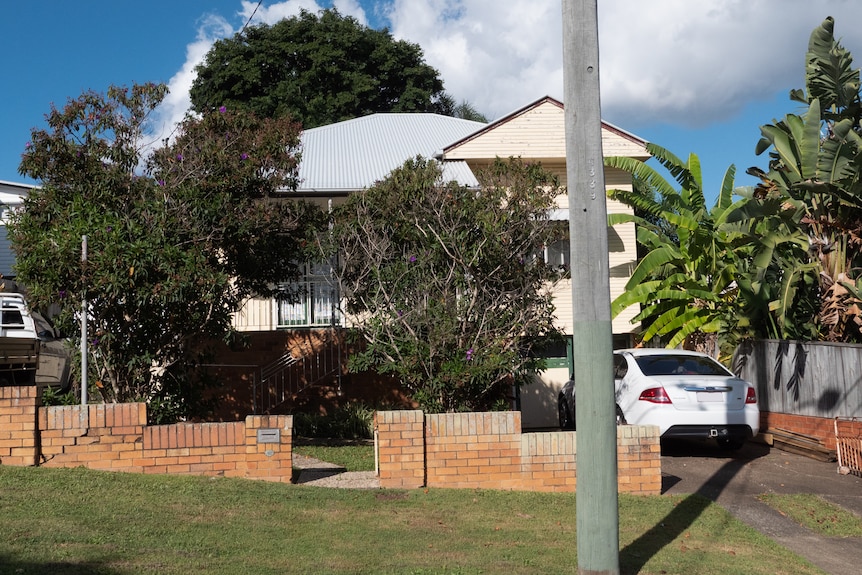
[296,113,487,194]
[443,95,649,160]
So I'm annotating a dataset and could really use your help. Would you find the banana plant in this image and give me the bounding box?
[606,144,756,350]
[747,17,862,342]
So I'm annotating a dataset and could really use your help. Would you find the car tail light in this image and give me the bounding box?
[639,387,672,404]
[745,386,757,404]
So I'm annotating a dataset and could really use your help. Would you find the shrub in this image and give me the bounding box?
[293,403,374,439]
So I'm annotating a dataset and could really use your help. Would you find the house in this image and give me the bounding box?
[0,180,30,279]
[234,96,650,427]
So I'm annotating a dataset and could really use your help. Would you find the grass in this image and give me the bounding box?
[0,465,829,575]
[293,442,375,471]
[758,493,862,538]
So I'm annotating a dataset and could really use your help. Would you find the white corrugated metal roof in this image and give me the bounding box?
[296,113,486,192]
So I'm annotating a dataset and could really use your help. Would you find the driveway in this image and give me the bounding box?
[660,439,862,575]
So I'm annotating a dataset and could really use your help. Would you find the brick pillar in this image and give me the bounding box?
[375,410,426,489]
[0,385,40,466]
[616,425,662,495]
[244,414,293,482]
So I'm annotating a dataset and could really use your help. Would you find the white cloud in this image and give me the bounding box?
[154,0,862,142]
[146,14,235,152]
[239,0,324,25]
[385,0,862,128]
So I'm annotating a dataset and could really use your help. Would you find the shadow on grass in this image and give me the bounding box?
[0,555,125,575]
[620,453,749,573]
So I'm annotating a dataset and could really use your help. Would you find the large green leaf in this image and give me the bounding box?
[715,165,737,212]
[799,99,822,180]
[760,123,802,182]
[605,156,677,199]
[641,306,712,344]
[625,246,681,289]
[818,117,862,185]
[802,17,860,114]
[611,280,663,317]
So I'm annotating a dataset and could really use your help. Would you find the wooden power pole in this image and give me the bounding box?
[561,0,620,573]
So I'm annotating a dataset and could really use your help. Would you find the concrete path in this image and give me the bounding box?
[292,453,381,489]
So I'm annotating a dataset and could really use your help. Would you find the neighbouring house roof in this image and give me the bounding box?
[295,113,487,194]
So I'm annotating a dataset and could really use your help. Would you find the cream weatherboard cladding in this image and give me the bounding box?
[442,96,644,337]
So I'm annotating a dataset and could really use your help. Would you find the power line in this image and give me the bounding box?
[241,1,263,34]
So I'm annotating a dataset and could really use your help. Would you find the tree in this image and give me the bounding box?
[747,17,862,342]
[190,9,449,128]
[433,93,490,122]
[326,157,564,412]
[11,83,323,416]
[606,144,766,352]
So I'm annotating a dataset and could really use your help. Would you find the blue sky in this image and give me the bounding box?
[3,1,862,205]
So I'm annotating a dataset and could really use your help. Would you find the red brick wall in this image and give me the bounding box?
[0,385,40,466]
[375,410,426,488]
[761,411,839,451]
[375,410,661,495]
[0,386,293,482]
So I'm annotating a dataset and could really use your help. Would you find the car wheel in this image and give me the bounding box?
[717,437,744,450]
[615,406,627,426]
[558,397,574,430]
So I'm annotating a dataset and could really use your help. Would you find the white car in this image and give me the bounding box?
[558,348,760,450]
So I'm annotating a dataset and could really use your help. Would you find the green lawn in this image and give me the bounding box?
[759,493,862,538]
[0,466,829,575]
[294,443,375,471]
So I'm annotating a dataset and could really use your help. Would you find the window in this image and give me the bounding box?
[276,261,340,328]
[544,221,570,271]
[0,309,24,328]
[530,336,571,370]
[545,238,570,271]
[613,355,628,379]
[635,354,732,377]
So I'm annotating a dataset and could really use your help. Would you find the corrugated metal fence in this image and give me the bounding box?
[732,339,862,418]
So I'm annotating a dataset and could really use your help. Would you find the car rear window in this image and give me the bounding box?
[634,355,732,377]
[1,309,25,327]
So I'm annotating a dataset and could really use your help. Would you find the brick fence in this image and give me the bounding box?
[0,385,294,482]
[760,412,840,451]
[3,385,660,494]
[375,410,662,495]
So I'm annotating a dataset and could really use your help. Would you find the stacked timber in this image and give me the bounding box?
[761,428,837,462]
